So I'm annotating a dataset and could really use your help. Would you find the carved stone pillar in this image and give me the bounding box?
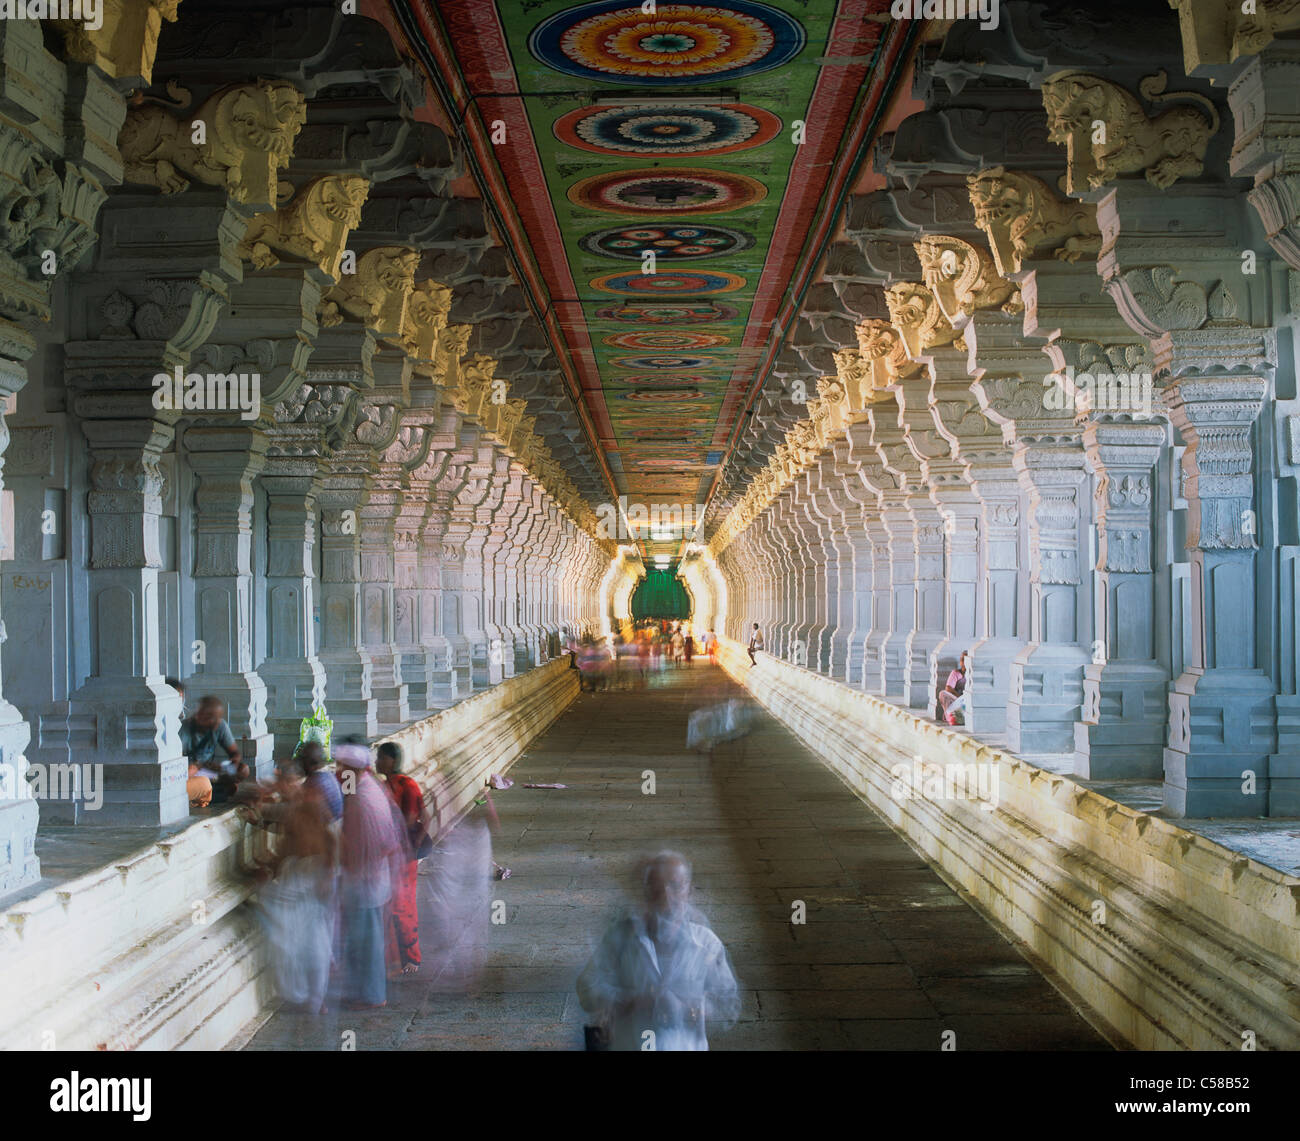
[67,414,187,825]
[912,238,1027,720]
[829,438,878,688]
[184,424,274,776]
[808,458,854,676]
[480,459,518,685]
[963,169,1108,735]
[1095,175,1279,813]
[844,421,892,693]
[360,474,410,731]
[1229,43,1300,270]
[0,367,38,877]
[965,340,1088,754]
[318,468,378,740]
[258,458,327,752]
[1168,1,1300,266]
[459,459,497,690]
[391,437,442,720]
[1075,417,1169,777]
[0,14,251,844]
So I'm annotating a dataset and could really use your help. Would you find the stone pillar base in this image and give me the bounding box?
[446,634,473,694]
[1072,661,1167,780]
[1006,643,1089,755]
[966,637,1022,736]
[1269,694,1300,815]
[1163,670,1276,818]
[319,651,378,740]
[259,658,328,756]
[397,648,434,719]
[904,631,944,712]
[470,638,490,689]
[861,632,887,692]
[0,798,39,896]
[65,679,188,826]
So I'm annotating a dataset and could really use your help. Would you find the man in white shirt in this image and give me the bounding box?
[747,623,764,665]
[577,852,739,1051]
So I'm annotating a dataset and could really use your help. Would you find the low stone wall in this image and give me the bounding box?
[379,656,580,835]
[0,658,579,1050]
[720,640,1300,1050]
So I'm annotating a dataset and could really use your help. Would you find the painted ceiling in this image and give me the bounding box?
[403,0,911,560]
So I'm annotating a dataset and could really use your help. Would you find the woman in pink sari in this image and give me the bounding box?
[938,651,970,726]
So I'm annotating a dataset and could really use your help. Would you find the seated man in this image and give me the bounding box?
[181,696,249,805]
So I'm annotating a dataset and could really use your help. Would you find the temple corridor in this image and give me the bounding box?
[0,0,1297,1074]
[238,664,1107,1052]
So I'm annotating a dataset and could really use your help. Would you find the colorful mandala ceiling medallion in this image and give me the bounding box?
[529,1,805,85]
[602,331,730,350]
[554,103,782,157]
[580,225,753,261]
[595,301,740,324]
[590,269,746,295]
[610,355,728,370]
[568,169,767,215]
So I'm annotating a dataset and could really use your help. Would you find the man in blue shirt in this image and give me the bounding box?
[180,696,248,804]
[296,740,343,822]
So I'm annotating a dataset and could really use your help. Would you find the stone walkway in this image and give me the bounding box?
[240,663,1109,1051]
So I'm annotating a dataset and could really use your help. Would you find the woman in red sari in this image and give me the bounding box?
[377,741,423,976]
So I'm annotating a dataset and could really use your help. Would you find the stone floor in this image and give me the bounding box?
[238,662,1110,1051]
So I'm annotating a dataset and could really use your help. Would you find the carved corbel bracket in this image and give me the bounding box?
[402,279,454,363]
[967,166,1102,276]
[238,173,369,278]
[120,77,307,208]
[1167,0,1300,73]
[915,234,1020,326]
[885,282,961,361]
[1041,70,1220,194]
[316,245,418,336]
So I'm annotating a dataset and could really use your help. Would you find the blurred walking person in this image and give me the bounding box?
[377,741,425,977]
[259,757,337,1014]
[335,740,403,1010]
[577,851,739,1051]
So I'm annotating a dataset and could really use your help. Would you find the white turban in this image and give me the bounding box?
[332,744,374,769]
